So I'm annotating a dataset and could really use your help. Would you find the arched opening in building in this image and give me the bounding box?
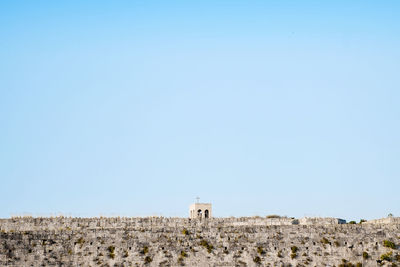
[205,209,209,218]
[197,209,202,218]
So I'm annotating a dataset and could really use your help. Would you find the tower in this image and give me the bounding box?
[189,198,212,219]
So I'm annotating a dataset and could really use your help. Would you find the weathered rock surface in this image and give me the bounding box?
[0,217,399,266]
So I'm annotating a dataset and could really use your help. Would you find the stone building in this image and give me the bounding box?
[189,202,212,219]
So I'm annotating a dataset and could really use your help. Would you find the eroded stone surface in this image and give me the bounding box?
[0,217,399,266]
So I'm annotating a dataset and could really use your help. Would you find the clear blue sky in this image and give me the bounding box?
[1,1,399,220]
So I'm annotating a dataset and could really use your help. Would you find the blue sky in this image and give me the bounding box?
[1,1,399,220]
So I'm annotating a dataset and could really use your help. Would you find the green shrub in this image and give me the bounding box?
[253,256,261,264]
[338,259,356,267]
[348,221,357,224]
[77,237,85,245]
[359,219,367,224]
[180,251,188,258]
[291,252,297,259]
[277,250,283,258]
[141,246,149,254]
[321,237,330,244]
[199,240,214,253]
[383,240,396,249]
[108,246,115,259]
[266,215,281,218]
[144,256,152,264]
[257,246,265,255]
[177,256,185,266]
[362,251,369,259]
[291,246,298,253]
[182,229,190,235]
[381,251,393,261]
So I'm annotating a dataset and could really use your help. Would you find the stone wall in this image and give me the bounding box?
[298,217,346,225]
[364,217,400,225]
[1,217,399,266]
